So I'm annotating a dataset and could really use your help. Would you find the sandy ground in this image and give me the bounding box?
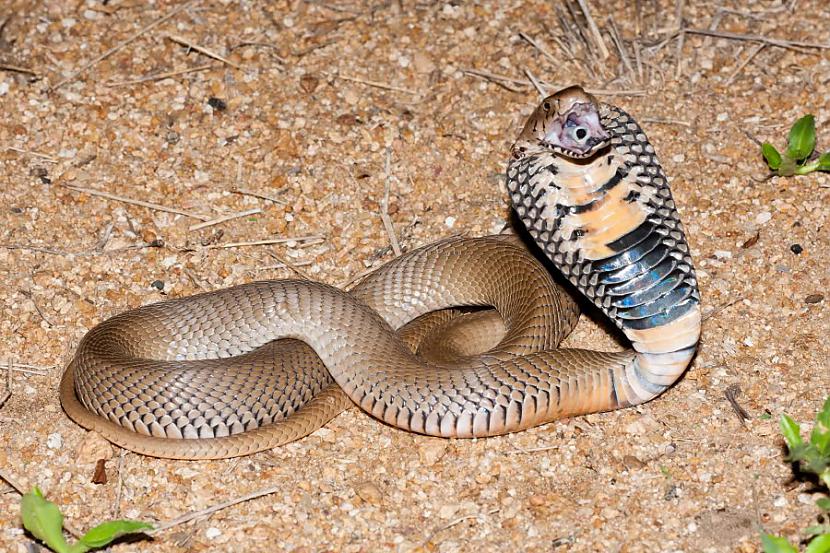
[1,1,829,552]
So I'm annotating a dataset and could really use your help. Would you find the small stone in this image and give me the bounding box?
[205,527,222,539]
[528,494,548,507]
[625,420,645,435]
[622,454,647,469]
[412,52,436,74]
[46,433,62,449]
[755,211,772,225]
[299,74,320,94]
[438,504,460,519]
[207,97,227,112]
[805,293,824,304]
[354,481,382,505]
[790,243,803,254]
[76,431,114,464]
[444,216,456,228]
[418,440,447,466]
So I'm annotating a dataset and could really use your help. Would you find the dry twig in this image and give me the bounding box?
[575,0,610,59]
[150,483,286,534]
[206,236,324,250]
[0,362,51,376]
[523,68,547,97]
[188,208,262,232]
[0,361,11,410]
[106,64,213,87]
[166,34,242,69]
[380,149,402,257]
[0,63,38,76]
[333,74,415,94]
[6,146,58,163]
[684,28,830,51]
[62,184,210,221]
[724,43,766,85]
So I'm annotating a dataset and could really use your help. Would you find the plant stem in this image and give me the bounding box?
[795,160,820,175]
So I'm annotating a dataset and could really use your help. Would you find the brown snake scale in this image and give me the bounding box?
[61,87,701,459]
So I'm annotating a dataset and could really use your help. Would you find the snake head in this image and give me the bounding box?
[511,86,610,160]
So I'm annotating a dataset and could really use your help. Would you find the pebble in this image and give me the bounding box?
[418,440,448,466]
[75,431,114,464]
[622,454,647,469]
[354,481,383,505]
[205,527,222,539]
[755,211,772,225]
[46,433,62,449]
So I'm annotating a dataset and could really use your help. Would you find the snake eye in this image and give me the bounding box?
[543,101,550,111]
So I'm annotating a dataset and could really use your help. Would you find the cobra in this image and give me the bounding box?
[60,86,700,459]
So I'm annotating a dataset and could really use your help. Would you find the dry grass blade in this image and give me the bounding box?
[606,16,635,80]
[150,483,286,533]
[7,146,58,162]
[189,208,262,232]
[523,68,548,97]
[0,361,11,410]
[206,236,325,249]
[0,63,38,76]
[518,32,559,66]
[381,149,402,257]
[50,1,194,91]
[725,43,766,85]
[106,64,213,87]
[575,0,610,59]
[167,34,242,69]
[684,28,830,51]
[334,74,415,94]
[461,68,526,93]
[62,184,210,221]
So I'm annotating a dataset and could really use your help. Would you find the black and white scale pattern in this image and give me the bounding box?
[506,104,700,332]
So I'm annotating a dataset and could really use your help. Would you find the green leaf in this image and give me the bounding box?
[811,397,830,455]
[817,497,830,512]
[762,143,783,170]
[762,533,799,553]
[818,152,830,171]
[805,534,830,553]
[787,114,816,161]
[781,415,804,452]
[79,520,153,549]
[20,487,72,553]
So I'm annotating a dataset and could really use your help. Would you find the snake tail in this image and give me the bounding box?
[506,86,701,407]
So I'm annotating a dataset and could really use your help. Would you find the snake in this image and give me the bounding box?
[60,86,701,459]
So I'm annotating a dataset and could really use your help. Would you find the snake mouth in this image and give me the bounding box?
[541,137,610,159]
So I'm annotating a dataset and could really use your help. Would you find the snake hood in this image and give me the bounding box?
[506,85,702,406]
[512,86,611,159]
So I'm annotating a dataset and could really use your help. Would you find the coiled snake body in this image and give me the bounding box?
[60,87,701,459]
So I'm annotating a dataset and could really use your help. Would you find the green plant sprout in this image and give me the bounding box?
[761,397,830,553]
[762,115,830,177]
[21,487,152,553]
